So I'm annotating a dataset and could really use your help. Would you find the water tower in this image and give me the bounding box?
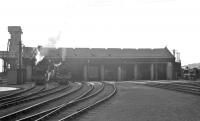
[7,26,23,84]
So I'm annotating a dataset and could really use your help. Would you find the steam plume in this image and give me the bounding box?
[46,31,61,48]
[34,45,45,65]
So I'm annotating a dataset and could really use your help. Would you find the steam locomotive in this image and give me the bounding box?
[32,57,53,85]
[182,67,200,80]
[32,46,57,85]
[32,59,71,85]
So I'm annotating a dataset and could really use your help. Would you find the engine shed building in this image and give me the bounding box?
[2,26,179,82]
[23,47,177,81]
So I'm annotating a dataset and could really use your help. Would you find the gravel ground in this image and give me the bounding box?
[73,82,200,121]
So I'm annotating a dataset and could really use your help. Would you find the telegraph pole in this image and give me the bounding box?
[18,40,22,84]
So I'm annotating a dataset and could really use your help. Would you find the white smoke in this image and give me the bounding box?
[46,31,62,48]
[34,31,62,66]
[34,46,45,65]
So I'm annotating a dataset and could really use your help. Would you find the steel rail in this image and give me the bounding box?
[146,82,200,96]
[58,82,116,121]
[146,82,200,90]
[0,83,67,108]
[16,82,97,121]
[182,82,200,87]
[0,86,46,109]
[148,82,200,90]
[0,83,35,100]
[0,82,83,121]
[0,82,60,103]
[164,82,200,89]
[0,85,45,103]
[82,82,104,98]
[35,82,114,121]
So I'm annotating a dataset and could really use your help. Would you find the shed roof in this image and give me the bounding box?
[23,47,174,59]
[24,47,174,59]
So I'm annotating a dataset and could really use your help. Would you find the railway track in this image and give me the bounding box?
[0,83,68,109]
[16,82,94,121]
[145,81,200,96]
[16,82,102,121]
[0,82,93,121]
[0,81,117,121]
[0,83,35,100]
[183,81,200,87]
[0,82,60,103]
[34,82,116,121]
[0,85,45,104]
[84,82,104,97]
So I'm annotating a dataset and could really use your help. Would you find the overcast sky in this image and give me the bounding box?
[0,0,200,65]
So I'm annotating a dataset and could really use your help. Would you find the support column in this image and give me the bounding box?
[2,59,5,72]
[4,60,7,72]
[121,65,126,81]
[151,63,154,80]
[100,65,105,81]
[134,64,138,80]
[117,65,122,81]
[26,65,32,81]
[83,65,88,81]
[167,62,173,80]
[155,64,158,80]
